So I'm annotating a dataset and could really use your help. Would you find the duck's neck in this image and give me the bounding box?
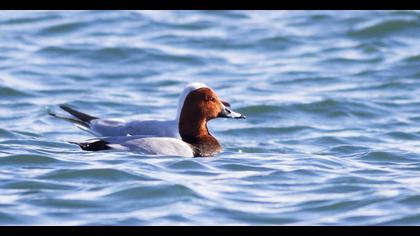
[179,117,222,157]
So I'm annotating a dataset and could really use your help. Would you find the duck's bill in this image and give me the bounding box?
[218,106,246,119]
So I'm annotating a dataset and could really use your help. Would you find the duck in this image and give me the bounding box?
[50,82,232,139]
[70,85,245,157]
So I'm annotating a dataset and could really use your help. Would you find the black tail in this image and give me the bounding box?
[59,105,98,123]
[48,110,90,128]
[70,140,111,151]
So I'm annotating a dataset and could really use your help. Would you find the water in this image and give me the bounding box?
[1,10,420,225]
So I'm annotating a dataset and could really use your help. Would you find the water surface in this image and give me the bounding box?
[1,10,420,225]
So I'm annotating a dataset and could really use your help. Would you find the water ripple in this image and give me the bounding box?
[1,10,420,225]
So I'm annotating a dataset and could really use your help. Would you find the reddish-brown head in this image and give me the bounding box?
[183,87,224,121]
[180,87,245,123]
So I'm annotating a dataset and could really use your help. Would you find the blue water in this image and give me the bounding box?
[1,10,420,225]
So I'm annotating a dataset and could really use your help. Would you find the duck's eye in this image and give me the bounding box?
[206,96,215,102]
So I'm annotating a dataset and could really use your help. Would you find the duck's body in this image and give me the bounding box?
[54,83,245,157]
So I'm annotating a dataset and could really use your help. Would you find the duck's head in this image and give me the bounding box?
[177,83,245,123]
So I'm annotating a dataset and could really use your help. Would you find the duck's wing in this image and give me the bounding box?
[89,119,179,138]
[49,104,128,136]
[125,119,179,138]
[89,119,128,137]
[51,105,179,138]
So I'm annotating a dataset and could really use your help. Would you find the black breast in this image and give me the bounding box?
[187,136,223,157]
